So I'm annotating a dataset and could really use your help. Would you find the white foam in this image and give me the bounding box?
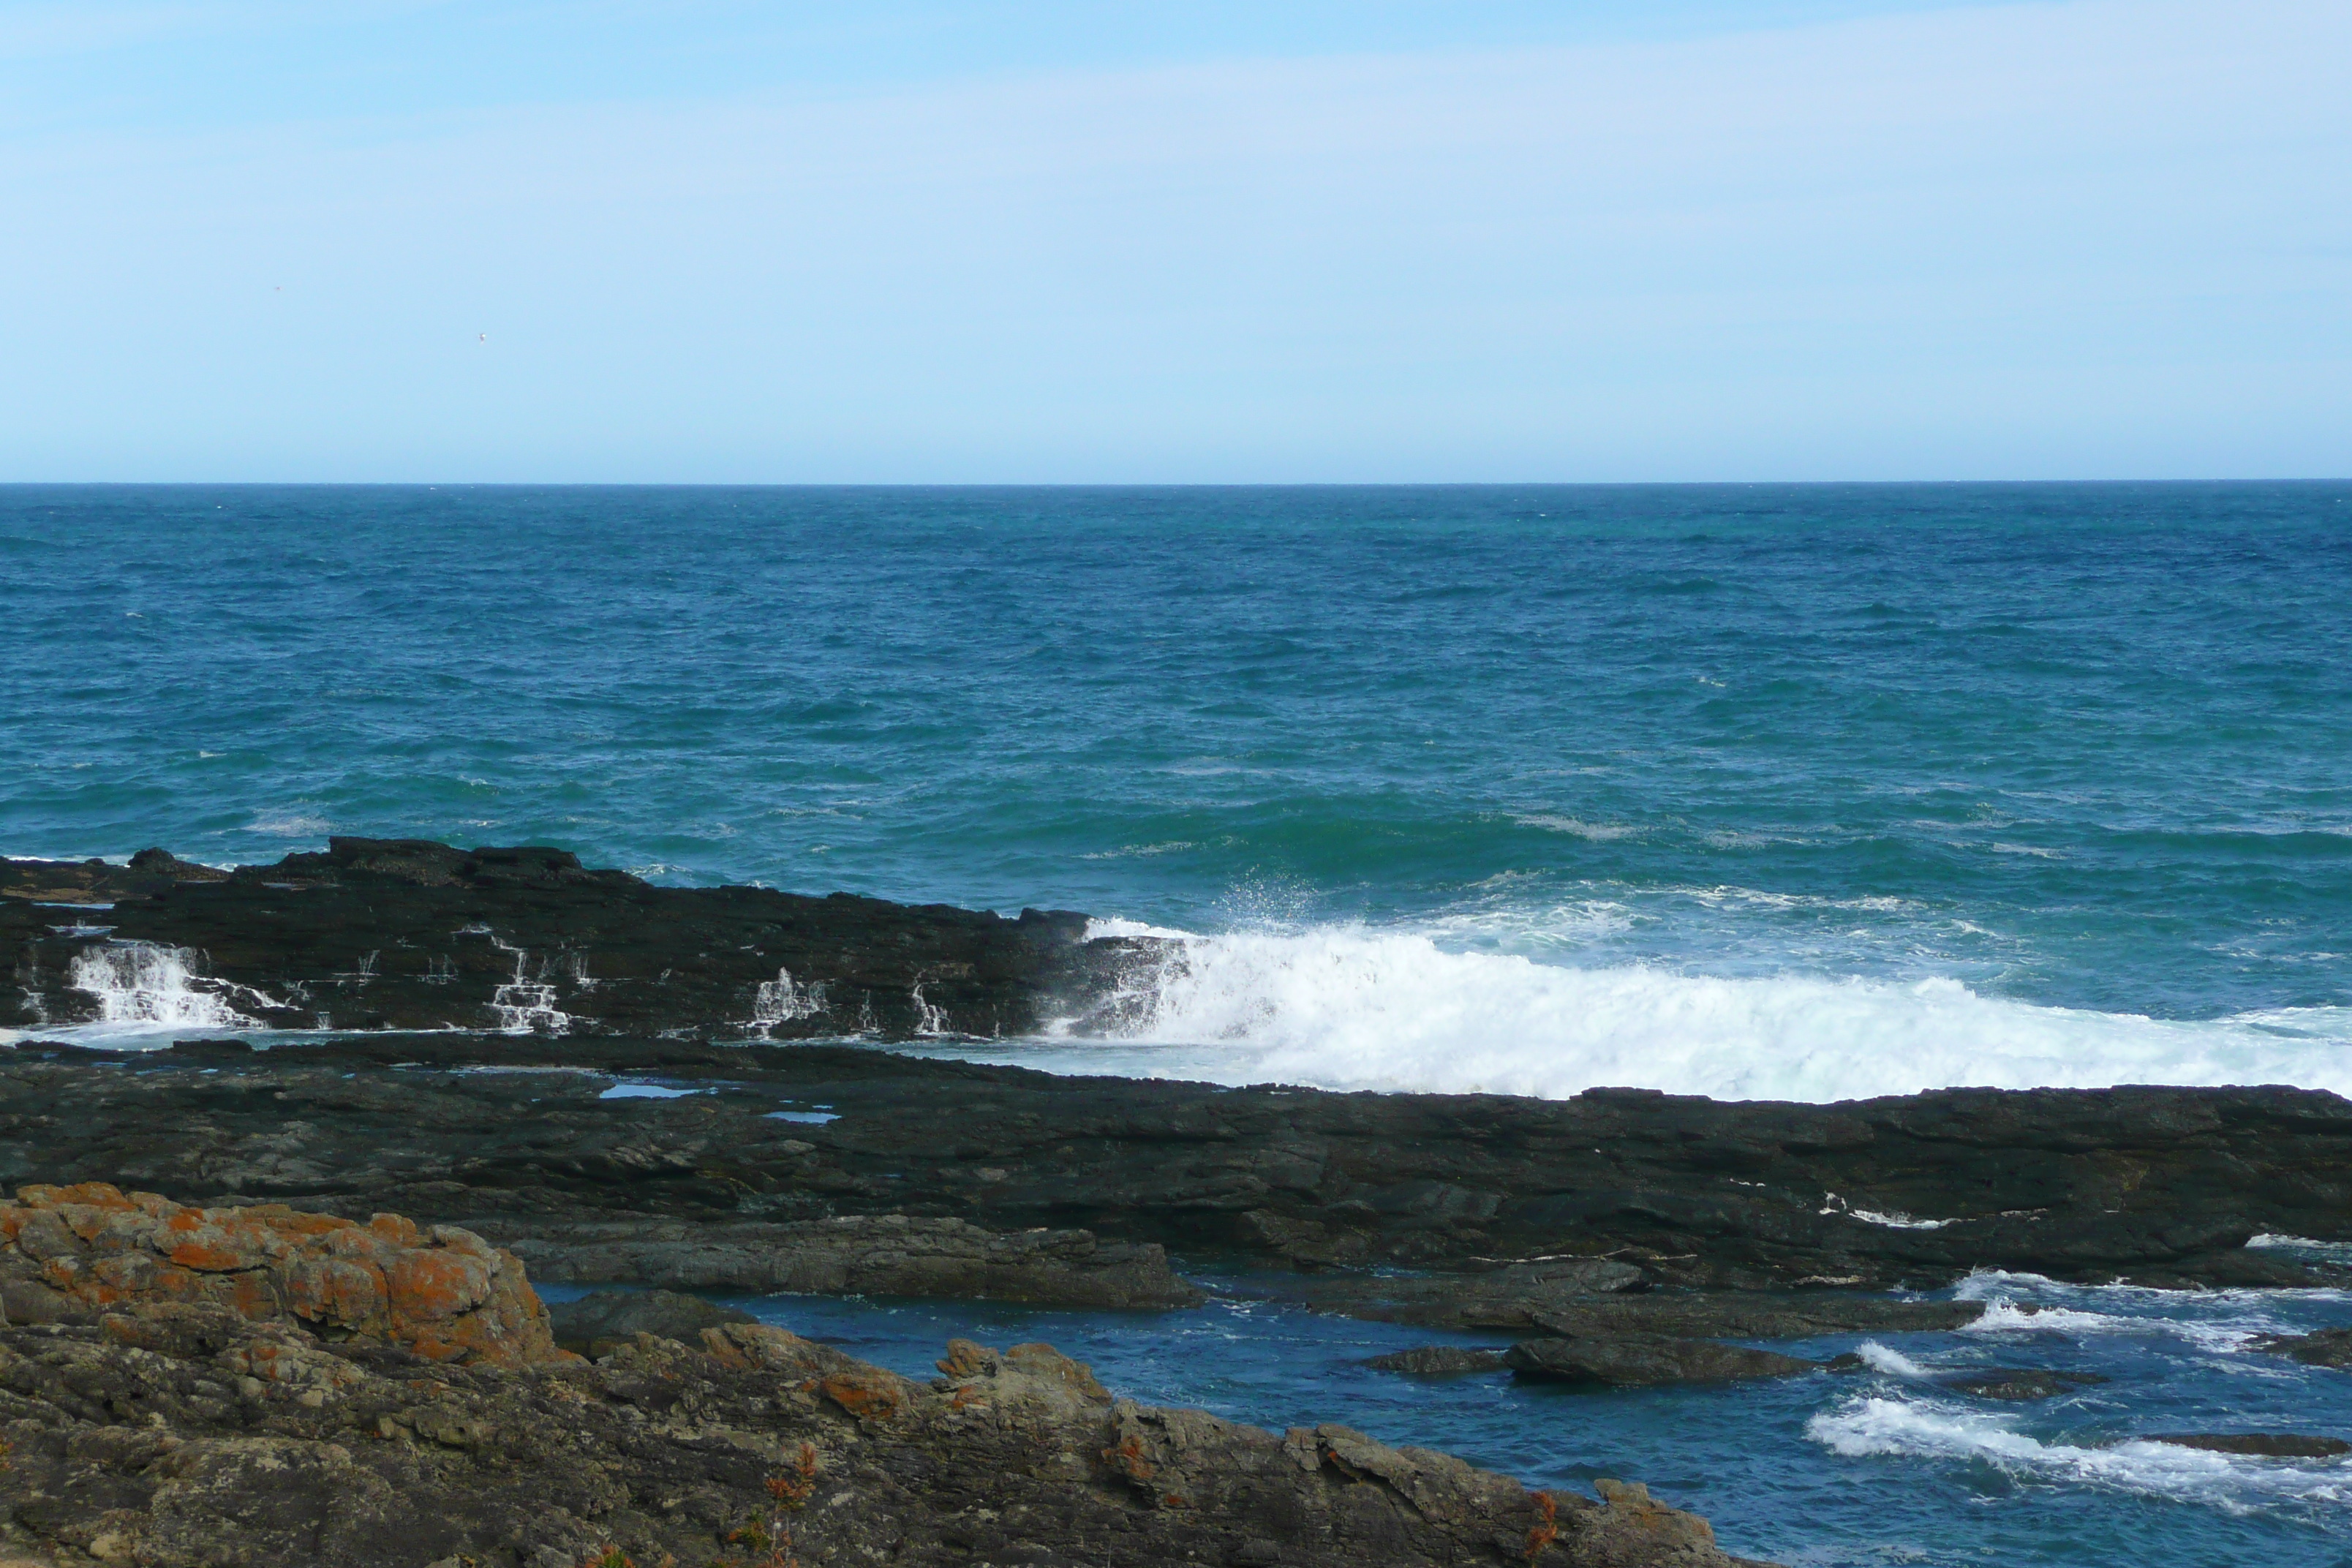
[1950,1273,2307,1353]
[1086,916,1195,941]
[65,943,260,1033]
[1822,1194,1953,1229]
[1960,1301,2144,1338]
[245,813,331,837]
[2250,1234,2352,1262]
[746,967,826,1036]
[1809,1396,2352,1514]
[1040,924,2352,1102]
[1513,814,1643,841]
[485,941,577,1035]
[1854,1341,1930,1378]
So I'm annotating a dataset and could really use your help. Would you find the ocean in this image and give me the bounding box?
[10,480,2352,1564]
[10,482,2351,1093]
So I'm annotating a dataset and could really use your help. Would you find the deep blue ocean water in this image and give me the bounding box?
[12,482,2352,1563]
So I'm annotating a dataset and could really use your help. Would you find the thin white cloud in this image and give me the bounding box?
[0,2,428,61]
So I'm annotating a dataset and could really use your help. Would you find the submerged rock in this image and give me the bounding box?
[1504,1334,1821,1388]
[2253,1326,2352,1368]
[1365,1344,1510,1376]
[2150,1433,2352,1458]
[1941,1368,2110,1401]
[1340,1282,1985,1338]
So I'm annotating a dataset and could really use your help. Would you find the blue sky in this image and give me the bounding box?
[4,1,2347,480]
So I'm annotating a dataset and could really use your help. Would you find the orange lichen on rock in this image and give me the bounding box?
[818,1371,905,1421]
[0,1183,559,1365]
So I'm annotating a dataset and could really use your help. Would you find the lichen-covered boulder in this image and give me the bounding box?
[0,1182,559,1365]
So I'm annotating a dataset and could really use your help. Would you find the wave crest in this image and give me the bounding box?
[1060,924,2352,1102]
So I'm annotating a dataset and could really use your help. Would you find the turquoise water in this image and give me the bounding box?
[10,483,2351,1096]
[16,483,2352,1564]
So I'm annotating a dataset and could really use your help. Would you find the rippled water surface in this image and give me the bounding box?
[10,483,2349,1096]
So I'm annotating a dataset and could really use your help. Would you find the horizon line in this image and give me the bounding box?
[7,478,2349,491]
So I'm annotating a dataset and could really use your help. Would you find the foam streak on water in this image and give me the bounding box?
[1808,1398,2352,1517]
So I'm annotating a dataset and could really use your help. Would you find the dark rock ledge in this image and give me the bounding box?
[2,840,1153,1040]
[0,1183,1760,1568]
[3,1030,2346,1299]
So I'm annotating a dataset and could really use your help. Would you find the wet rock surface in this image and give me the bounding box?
[1504,1336,1823,1389]
[2253,1326,2352,1368]
[0,1196,1763,1568]
[1940,1368,2111,1402]
[481,1213,1204,1311]
[1313,1278,1984,1338]
[4,1030,2345,1299]
[1,840,1144,1041]
[1364,1346,1510,1376]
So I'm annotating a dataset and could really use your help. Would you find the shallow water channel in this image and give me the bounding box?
[543,1265,2352,1568]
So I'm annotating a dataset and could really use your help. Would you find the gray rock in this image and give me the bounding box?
[1505,1334,1821,1387]
[1526,1293,1984,1338]
[1942,1368,2108,1401]
[2253,1326,2352,1368]
[0,1298,1763,1568]
[546,1288,754,1354]
[483,1213,1205,1310]
[1362,1345,1508,1376]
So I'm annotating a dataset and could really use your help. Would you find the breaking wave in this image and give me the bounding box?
[1053,923,2352,1102]
[1809,1397,2352,1516]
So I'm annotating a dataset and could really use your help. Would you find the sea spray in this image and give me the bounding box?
[1054,923,2352,1102]
[66,943,256,1030]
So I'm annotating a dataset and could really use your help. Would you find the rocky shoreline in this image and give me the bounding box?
[7,842,2352,1563]
[0,1183,1749,1568]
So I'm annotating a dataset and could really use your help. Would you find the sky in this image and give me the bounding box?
[2,1,2347,482]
